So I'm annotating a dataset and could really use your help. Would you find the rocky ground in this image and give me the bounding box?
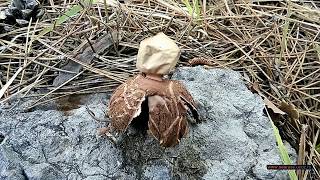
[0,67,297,179]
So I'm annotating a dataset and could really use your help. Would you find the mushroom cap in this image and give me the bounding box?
[136,32,181,75]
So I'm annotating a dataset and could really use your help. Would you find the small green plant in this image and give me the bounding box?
[181,0,201,19]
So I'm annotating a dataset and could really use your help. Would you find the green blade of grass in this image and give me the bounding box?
[182,0,201,19]
[37,0,98,38]
[182,0,193,16]
[314,44,320,61]
[193,0,200,19]
[316,143,320,153]
[270,120,298,180]
[278,0,292,66]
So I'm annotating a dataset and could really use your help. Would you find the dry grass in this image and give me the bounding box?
[0,0,319,178]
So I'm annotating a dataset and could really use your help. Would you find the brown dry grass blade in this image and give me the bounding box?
[297,124,307,179]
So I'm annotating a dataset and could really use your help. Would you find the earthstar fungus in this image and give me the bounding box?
[105,32,199,147]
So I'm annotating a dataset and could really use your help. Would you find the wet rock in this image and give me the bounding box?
[0,67,297,179]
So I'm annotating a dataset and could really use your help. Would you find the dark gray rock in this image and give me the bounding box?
[2,0,43,25]
[0,67,296,179]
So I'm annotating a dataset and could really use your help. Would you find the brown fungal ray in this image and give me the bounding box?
[108,76,146,132]
[107,74,199,147]
[148,95,189,147]
[173,81,200,123]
